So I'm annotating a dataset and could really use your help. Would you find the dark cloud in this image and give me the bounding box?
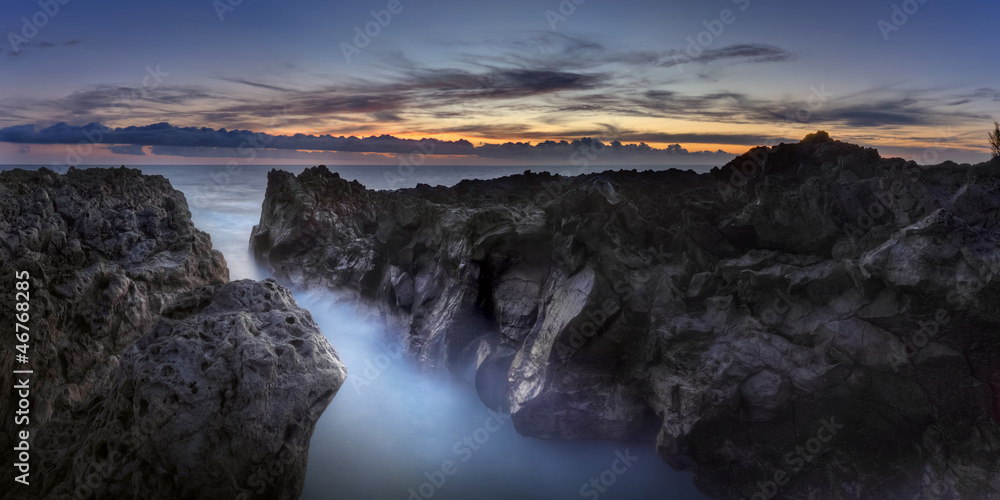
[371,111,404,122]
[7,40,83,54]
[608,43,795,70]
[822,109,923,127]
[970,88,1000,101]
[470,69,604,98]
[0,84,225,128]
[0,85,218,127]
[686,44,795,65]
[448,32,793,73]
[38,40,83,48]
[624,90,767,122]
[799,95,992,128]
[614,87,992,129]
[217,77,297,93]
[368,67,604,102]
[0,122,479,154]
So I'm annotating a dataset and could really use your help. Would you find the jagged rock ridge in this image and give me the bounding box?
[251,133,1000,499]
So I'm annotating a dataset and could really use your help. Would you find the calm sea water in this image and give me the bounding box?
[2,164,715,500]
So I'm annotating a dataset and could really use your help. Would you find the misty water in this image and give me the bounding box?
[4,163,714,500]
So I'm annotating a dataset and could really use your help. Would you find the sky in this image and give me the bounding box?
[0,0,998,166]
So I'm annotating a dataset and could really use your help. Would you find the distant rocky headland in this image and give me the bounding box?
[251,132,1000,499]
[0,167,346,499]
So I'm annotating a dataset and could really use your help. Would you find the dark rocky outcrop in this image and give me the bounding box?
[0,167,345,499]
[31,279,346,500]
[251,133,1000,499]
[1,166,229,447]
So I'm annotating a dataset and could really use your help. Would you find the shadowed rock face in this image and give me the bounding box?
[0,167,345,500]
[0,167,229,442]
[32,279,346,500]
[251,133,1000,499]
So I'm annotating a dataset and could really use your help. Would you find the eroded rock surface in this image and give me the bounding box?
[1,167,345,500]
[32,279,346,500]
[251,133,1000,499]
[0,166,228,446]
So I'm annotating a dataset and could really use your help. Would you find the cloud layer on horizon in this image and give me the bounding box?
[0,121,743,162]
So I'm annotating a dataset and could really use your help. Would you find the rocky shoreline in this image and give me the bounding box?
[251,132,1000,499]
[0,167,346,499]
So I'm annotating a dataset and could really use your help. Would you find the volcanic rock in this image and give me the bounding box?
[1,167,345,500]
[251,135,1000,499]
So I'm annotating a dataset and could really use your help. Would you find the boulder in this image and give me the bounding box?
[31,280,346,500]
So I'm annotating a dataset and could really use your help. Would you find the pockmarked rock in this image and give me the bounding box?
[1,167,346,500]
[1,166,229,454]
[32,279,346,500]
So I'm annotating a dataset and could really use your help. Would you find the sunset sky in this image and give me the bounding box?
[1,0,998,166]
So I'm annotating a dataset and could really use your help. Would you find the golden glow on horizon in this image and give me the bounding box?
[0,128,991,166]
